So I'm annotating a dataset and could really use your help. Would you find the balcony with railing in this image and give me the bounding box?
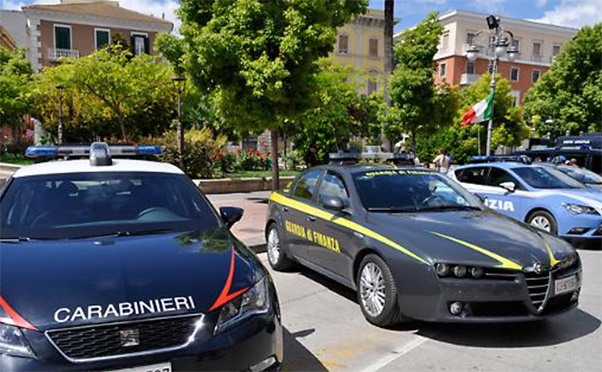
[460,73,480,86]
[48,48,80,61]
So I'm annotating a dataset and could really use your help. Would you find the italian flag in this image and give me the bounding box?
[461,94,493,127]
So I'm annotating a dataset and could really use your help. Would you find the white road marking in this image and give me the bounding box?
[357,336,429,372]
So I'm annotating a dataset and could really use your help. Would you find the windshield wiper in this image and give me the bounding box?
[367,207,418,213]
[418,205,482,212]
[70,228,175,240]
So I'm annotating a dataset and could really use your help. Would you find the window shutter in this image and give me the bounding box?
[144,36,150,54]
[130,35,136,53]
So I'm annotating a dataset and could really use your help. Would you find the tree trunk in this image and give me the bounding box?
[382,0,394,152]
[271,130,280,191]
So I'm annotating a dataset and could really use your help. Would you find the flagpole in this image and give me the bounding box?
[477,123,481,155]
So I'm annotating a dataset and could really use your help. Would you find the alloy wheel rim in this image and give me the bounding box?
[530,216,551,232]
[267,228,281,265]
[359,263,386,317]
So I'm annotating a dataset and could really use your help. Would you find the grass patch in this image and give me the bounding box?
[0,154,33,165]
[222,170,301,179]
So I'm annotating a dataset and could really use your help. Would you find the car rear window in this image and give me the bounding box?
[513,167,586,189]
[0,172,220,240]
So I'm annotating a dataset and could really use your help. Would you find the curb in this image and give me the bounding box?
[0,162,23,170]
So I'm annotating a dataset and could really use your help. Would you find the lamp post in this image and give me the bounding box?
[172,76,187,170]
[466,15,519,156]
[56,84,65,145]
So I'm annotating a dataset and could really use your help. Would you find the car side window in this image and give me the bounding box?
[318,172,349,205]
[487,167,522,189]
[457,167,489,185]
[293,170,323,200]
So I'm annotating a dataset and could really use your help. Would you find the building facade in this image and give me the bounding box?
[432,10,576,105]
[330,9,399,95]
[17,0,173,71]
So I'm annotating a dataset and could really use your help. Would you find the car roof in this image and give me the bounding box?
[314,163,433,175]
[12,159,184,178]
[456,162,534,171]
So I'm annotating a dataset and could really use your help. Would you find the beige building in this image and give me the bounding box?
[330,9,399,95]
[432,10,577,105]
[19,0,173,71]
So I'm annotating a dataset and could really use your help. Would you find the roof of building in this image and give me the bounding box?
[438,9,577,33]
[0,25,18,50]
[13,159,183,178]
[22,1,172,26]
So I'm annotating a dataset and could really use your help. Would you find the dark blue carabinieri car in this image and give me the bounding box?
[0,144,282,372]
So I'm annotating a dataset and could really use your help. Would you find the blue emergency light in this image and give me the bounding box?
[25,143,164,163]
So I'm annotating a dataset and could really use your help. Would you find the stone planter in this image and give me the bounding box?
[196,176,295,194]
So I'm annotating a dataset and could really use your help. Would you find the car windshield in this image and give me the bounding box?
[513,166,586,189]
[0,172,220,240]
[353,169,482,212]
[555,166,602,185]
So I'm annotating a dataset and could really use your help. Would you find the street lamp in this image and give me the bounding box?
[465,15,519,156]
[56,84,65,145]
[172,76,187,170]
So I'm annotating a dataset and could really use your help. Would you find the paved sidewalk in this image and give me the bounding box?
[208,191,272,249]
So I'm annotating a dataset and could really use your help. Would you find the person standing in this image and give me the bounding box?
[433,148,451,173]
[304,143,319,169]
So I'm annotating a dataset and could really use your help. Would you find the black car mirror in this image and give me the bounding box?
[499,182,516,193]
[220,207,244,228]
[322,196,346,212]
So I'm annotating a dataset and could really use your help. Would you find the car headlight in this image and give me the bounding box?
[435,263,486,279]
[562,203,599,215]
[0,322,35,358]
[214,277,269,334]
[556,253,579,271]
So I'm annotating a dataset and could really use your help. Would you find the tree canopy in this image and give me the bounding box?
[0,47,33,139]
[385,12,458,148]
[523,23,602,136]
[30,46,177,142]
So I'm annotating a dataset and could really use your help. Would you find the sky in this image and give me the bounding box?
[2,0,601,33]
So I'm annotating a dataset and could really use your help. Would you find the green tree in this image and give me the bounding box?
[175,0,367,189]
[293,60,379,162]
[386,12,457,149]
[0,47,33,142]
[30,46,177,142]
[524,24,602,136]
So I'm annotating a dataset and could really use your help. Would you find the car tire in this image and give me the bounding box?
[266,223,295,271]
[527,210,558,235]
[357,254,405,327]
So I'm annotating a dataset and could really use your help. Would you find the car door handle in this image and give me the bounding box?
[307,215,316,222]
[283,207,289,212]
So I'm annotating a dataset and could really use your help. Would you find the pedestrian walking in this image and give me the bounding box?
[433,148,451,173]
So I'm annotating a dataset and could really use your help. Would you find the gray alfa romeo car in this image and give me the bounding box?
[265,154,581,326]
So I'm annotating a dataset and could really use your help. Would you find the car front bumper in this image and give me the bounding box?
[398,264,581,323]
[1,301,283,372]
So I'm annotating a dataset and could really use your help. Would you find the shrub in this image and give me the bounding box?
[157,127,227,178]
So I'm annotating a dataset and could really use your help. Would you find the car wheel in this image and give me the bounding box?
[357,254,404,327]
[528,210,558,235]
[267,223,295,271]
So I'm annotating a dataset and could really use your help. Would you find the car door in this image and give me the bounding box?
[285,169,324,261]
[303,171,355,282]
[455,166,491,194]
[484,166,530,218]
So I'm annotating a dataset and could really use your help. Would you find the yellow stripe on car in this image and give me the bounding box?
[545,243,561,267]
[269,192,429,265]
[429,231,523,271]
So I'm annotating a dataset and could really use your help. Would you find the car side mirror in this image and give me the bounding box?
[220,207,244,228]
[322,196,346,212]
[499,182,516,193]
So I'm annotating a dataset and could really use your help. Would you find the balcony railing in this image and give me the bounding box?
[460,73,480,86]
[531,54,543,62]
[48,48,79,60]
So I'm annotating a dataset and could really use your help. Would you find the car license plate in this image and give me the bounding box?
[109,363,172,372]
[554,275,579,295]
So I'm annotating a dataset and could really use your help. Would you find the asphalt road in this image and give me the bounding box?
[259,248,602,372]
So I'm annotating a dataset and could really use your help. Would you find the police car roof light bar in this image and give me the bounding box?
[89,142,112,166]
[469,155,531,165]
[385,153,416,166]
[25,143,163,160]
[329,152,362,165]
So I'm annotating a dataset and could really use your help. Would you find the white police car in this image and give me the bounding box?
[450,161,602,243]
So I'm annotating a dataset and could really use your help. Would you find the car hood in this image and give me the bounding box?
[536,188,602,209]
[365,209,574,269]
[0,228,263,331]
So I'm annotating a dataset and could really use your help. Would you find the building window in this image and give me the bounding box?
[367,70,379,95]
[440,33,449,52]
[532,69,541,83]
[510,67,520,82]
[131,33,149,55]
[466,32,477,45]
[466,61,475,74]
[54,25,71,50]
[95,28,110,50]
[511,38,520,52]
[510,90,520,107]
[338,34,349,54]
[553,44,561,56]
[533,41,542,58]
[439,62,447,77]
[369,38,379,57]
